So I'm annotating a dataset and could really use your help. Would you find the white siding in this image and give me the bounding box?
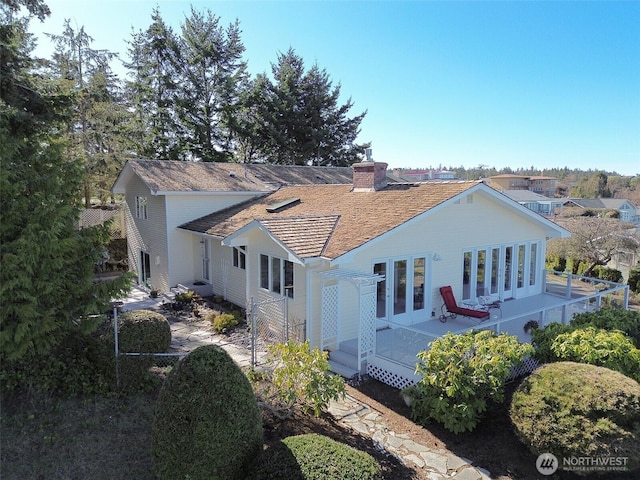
[123,175,169,292]
[331,190,552,339]
[163,193,258,289]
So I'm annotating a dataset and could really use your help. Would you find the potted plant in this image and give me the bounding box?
[523,319,539,334]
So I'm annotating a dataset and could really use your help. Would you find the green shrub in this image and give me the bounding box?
[571,308,640,347]
[628,265,640,294]
[412,330,534,433]
[545,255,566,272]
[259,341,346,418]
[530,322,574,362]
[0,329,114,396]
[247,434,381,480]
[510,362,640,475]
[152,345,263,480]
[551,327,640,381]
[112,310,171,353]
[210,312,239,333]
[592,266,623,282]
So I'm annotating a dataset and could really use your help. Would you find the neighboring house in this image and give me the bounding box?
[562,198,640,224]
[488,174,557,197]
[500,190,564,216]
[113,158,586,386]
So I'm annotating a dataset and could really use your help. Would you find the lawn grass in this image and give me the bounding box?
[1,391,158,480]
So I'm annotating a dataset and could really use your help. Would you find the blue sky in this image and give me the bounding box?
[28,1,640,175]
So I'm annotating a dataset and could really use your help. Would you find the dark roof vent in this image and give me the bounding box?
[266,197,300,213]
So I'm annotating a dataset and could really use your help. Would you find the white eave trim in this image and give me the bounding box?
[222,219,304,265]
[156,190,270,196]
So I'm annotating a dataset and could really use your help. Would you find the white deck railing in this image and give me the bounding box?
[373,270,630,369]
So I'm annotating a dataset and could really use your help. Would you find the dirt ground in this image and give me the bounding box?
[263,376,637,480]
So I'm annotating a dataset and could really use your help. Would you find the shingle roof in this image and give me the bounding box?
[124,159,354,193]
[180,181,481,260]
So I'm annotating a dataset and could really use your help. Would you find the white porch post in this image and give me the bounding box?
[357,281,378,372]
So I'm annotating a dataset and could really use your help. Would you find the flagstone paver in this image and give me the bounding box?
[118,287,493,479]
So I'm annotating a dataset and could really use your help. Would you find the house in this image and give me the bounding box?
[500,190,564,216]
[114,158,599,384]
[562,198,640,224]
[111,159,354,294]
[488,174,557,198]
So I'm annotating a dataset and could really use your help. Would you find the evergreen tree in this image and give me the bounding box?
[0,6,130,362]
[174,7,248,162]
[123,8,182,160]
[249,48,368,166]
[46,20,119,206]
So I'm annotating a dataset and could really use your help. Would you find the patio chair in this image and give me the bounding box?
[439,285,490,323]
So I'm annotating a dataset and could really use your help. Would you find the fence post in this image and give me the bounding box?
[250,297,256,367]
[284,294,289,341]
[113,306,120,388]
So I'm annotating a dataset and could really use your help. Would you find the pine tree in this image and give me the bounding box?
[248,48,368,166]
[46,20,119,206]
[173,7,248,162]
[0,6,131,363]
[123,7,182,160]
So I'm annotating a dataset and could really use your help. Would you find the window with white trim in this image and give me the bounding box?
[135,196,148,219]
[260,254,294,298]
[233,246,246,270]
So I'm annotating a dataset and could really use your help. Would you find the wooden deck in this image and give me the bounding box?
[370,273,629,382]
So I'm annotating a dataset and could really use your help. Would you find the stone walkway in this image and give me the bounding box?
[117,287,493,479]
[328,396,492,480]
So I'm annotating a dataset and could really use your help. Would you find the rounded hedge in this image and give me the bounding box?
[152,345,264,480]
[247,433,381,480]
[115,309,171,352]
[510,362,640,475]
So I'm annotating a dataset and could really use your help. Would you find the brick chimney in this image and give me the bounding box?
[353,149,388,192]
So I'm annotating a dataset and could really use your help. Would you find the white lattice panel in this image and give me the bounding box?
[367,364,416,390]
[321,284,339,349]
[507,355,540,381]
[359,290,377,354]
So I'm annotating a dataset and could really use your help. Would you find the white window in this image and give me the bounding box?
[135,196,148,219]
[260,254,293,298]
[233,246,246,270]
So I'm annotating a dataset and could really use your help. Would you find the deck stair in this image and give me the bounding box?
[328,339,360,379]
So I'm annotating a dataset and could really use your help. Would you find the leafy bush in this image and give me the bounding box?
[247,433,381,480]
[209,312,239,333]
[510,362,640,475]
[592,266,623,282]
[545,254,566,272]
[412,330,533,433]
[110,309,171,353]
[0,328,114,396]
[530,322,574,362]
[550,327,640,381]
[174,290,201,304]
[258,341,345,418]
[152,345,263,480]
[571,308,640,347]
[628,265,640,294]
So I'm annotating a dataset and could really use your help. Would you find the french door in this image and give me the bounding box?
[464,242,540,301]
[374,256,428,327]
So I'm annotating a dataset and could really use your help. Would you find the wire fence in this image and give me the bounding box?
[110,296,305,388]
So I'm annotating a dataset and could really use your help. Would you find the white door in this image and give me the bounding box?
[140,251,151,286]
[502,246,514,299]
[374,256,428,327]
